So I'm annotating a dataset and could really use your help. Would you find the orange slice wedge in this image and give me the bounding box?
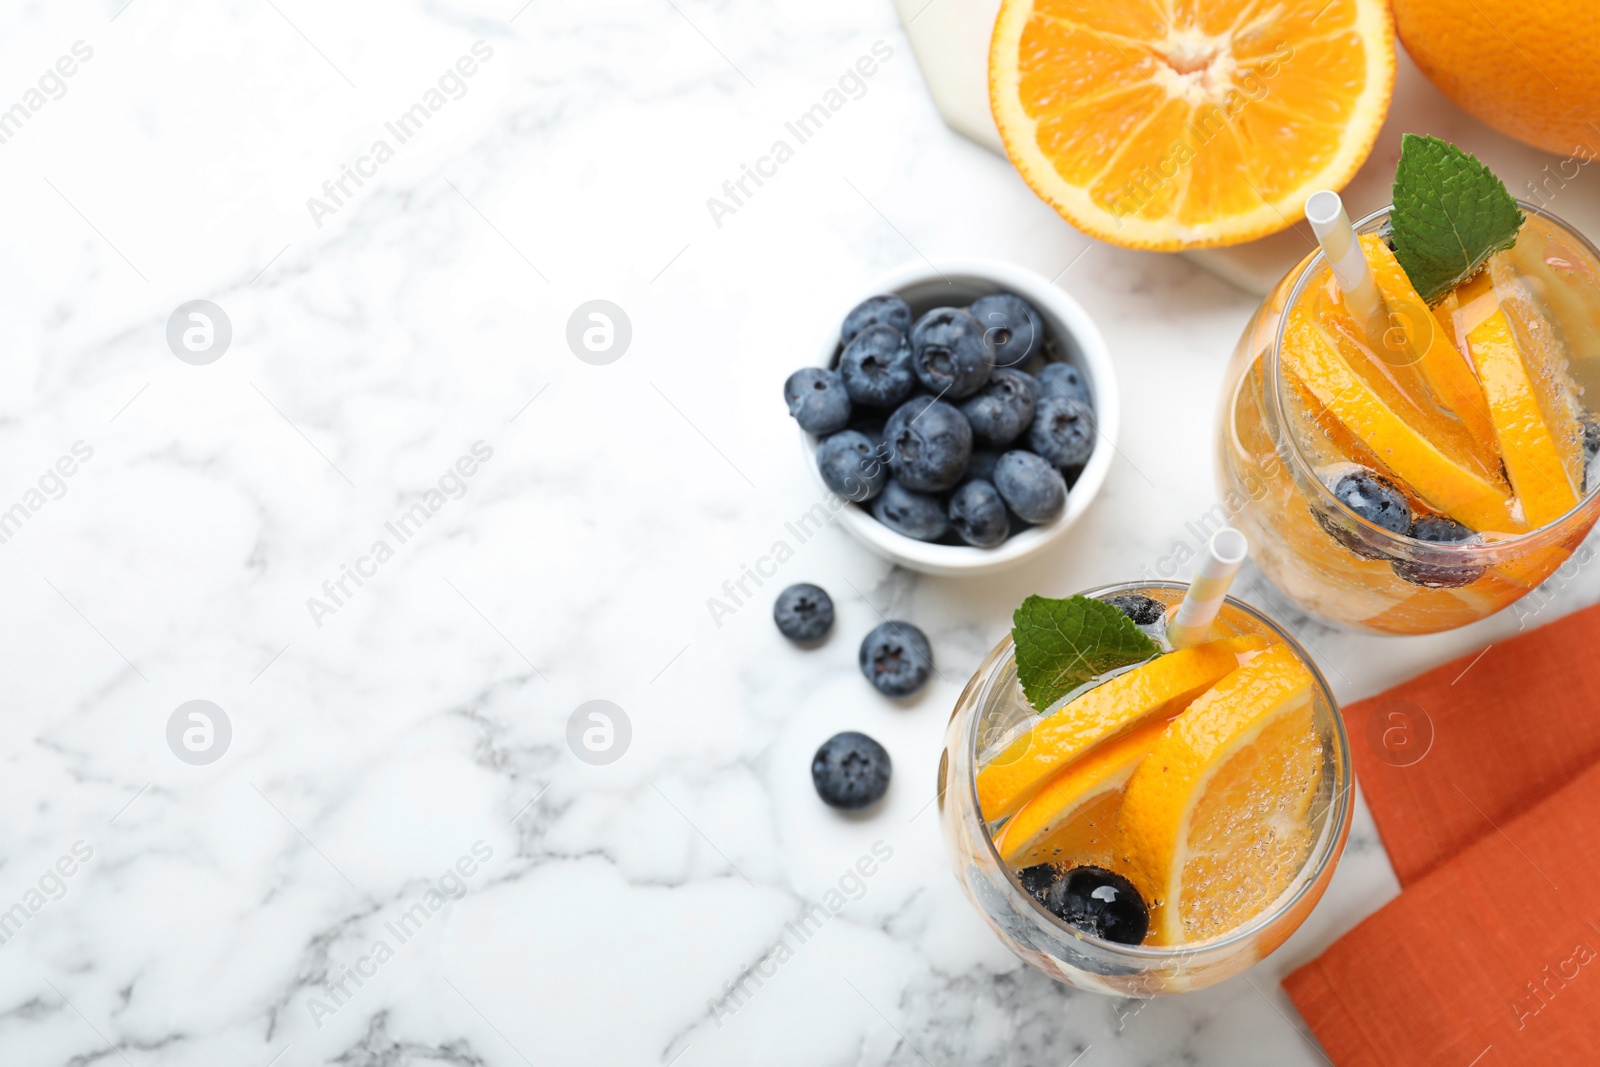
[1281,308,1524,533]
[1360,234,1502,461]
[988,0,1395,249]
[1118,643,1323,944]
[992,711,1174,867]
[1465,296,1580,527]
[977,635,1268,822]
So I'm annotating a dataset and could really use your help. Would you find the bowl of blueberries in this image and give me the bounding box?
[785,260,1117,576]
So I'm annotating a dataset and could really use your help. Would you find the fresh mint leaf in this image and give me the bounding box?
[1011,595,1159,713]
[1390,133,1525,305]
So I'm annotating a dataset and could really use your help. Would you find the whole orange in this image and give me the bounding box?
[1391,0,1600,156]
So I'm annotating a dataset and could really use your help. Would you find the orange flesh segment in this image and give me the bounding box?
[1467,305,1580,527]
[1489,257,1589,494]
[1310,282,1502,486]
[976,635,1269,822]
[993,710,1176,866]
[1281,308,1524,533]
[1360,234,1503,460]
[1118,643,1322,944]
[1004,788,1128,873]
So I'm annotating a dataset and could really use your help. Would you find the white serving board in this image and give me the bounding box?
[896,0,1600,295]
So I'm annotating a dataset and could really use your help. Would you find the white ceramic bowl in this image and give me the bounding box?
[800,259,1119,576]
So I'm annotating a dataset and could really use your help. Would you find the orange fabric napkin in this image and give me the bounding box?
[1284,603,1600,1064]
[1345,601,1600,887]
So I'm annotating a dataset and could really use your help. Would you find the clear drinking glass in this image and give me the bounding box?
[1218,202,1600,634]
[937,581,1351,995]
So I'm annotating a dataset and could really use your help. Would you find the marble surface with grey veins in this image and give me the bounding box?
[3,1,1598,1065]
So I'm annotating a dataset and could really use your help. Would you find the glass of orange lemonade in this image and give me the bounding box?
[938,582,1350,995]
[1218,200,1600,634]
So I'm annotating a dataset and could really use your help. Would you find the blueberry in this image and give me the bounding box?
[993,450,1067,524]
[884,396,973,492]
[784,367,852,435]
[1584,413,1600,492]
[1312,468,1411,559]
[859,621,933,698]
[948,479,1009,548]
[1392,515,1484,588]
[960,368,1038,447]
[965,449,1000,484]
[1017,863,1059,899]
[812,731,892,810]
[969,293,1043,367]
[1018,864,1148,945]
[816,430,887,502]
[910,307,994,399]
[841,295,912,344]
[1104,594,1164,626]
[1029,396,1095,468]
[872,479,949,541]
[1332,468,1411,534]
[773,583,834,643]
[851,418,885,449]
[839,325,917,408]
[1036,362,1092,407]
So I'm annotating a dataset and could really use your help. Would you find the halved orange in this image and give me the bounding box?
[989,0,1395,249]
[976,635,1268,822]
[1118,643,1323,944]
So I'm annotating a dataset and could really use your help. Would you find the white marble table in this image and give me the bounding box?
[4,2,1598,1065]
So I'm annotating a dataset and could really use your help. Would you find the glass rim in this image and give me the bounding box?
[962,580,1353,961]
[1266,199,1600,559]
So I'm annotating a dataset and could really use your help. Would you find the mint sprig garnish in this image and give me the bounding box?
[1011,595,1158,713]
[1390,133,1525,305]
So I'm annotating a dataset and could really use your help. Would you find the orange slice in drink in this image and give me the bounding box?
[1360,234,1502,461]
[1281,308,1524,533]
[988,0,1395,249]
[977,635,1267,822]
[1465,293,1580,528]
[992,711,1174,867]
[1118,643,1322,944]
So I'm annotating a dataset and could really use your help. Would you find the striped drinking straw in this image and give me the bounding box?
[1304,189,1386,344]
[1168,528,1249,649]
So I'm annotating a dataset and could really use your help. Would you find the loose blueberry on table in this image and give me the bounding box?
[812,731,892,810]
[773,583,835,643]
[859,620,933,698]
[787,291,1099,548]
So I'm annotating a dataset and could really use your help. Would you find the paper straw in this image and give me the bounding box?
[1168,528,1248,649]
[1304,190,1385,340]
